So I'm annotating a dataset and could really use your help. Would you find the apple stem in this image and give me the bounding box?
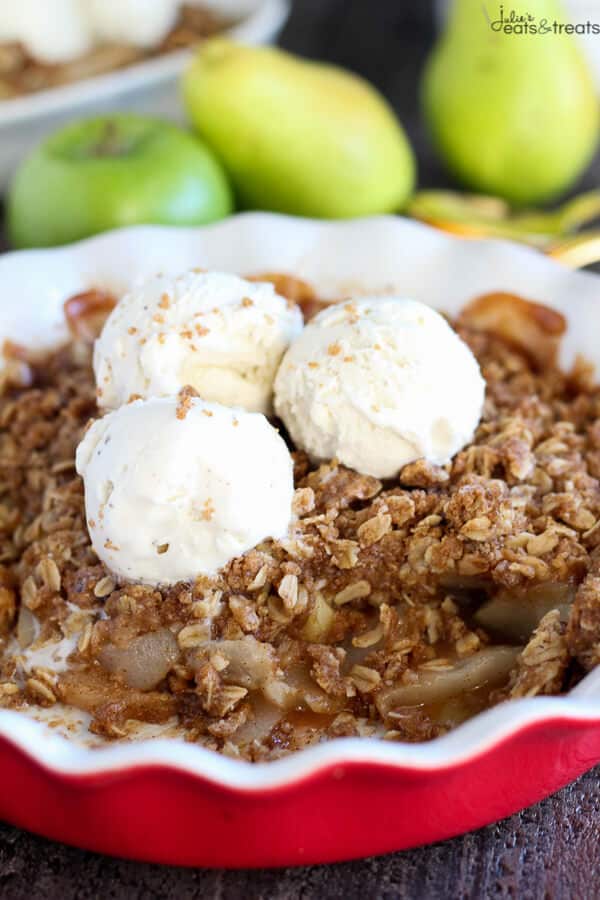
[90,120,126,158]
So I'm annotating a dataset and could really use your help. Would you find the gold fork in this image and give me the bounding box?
[547,231,600,269]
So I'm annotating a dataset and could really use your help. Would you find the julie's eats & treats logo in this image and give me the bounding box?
[483,3,600,34]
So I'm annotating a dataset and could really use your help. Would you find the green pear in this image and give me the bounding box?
[423,0,600,205]
[182,40,415,217]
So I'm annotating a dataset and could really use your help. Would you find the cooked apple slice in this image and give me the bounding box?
[98,628,180,691]
[376,646,520,715]
[475,583,574,643]
[459,292,566,369]
[64,289,117,343]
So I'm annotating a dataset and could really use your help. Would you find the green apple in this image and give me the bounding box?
[182,40,415,218]
[7,113,233,248]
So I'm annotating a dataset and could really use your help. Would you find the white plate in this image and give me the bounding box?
[0,0,290,189]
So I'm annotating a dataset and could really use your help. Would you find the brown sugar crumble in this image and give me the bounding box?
[201,499,216,522]
[175,385,198,421]
[0,281,598,761]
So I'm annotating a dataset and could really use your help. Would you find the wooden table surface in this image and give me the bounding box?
[1,1,599,896]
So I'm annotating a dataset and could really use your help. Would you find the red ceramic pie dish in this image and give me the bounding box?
[0,698,599,867]
[1,215,599,867]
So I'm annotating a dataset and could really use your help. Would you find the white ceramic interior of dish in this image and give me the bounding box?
[0,212,599,783]
[0,0,290,189]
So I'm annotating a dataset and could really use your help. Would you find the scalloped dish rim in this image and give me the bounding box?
[0,0,291,126]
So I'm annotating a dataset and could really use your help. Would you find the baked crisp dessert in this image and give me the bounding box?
[0,278,598,760]
[0,5,227,99]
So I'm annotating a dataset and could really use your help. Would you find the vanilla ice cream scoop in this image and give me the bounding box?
[0,0,93,64]
[85,0,178,50]
[76,396,294,585]
[94,271,303,415]
[274,297,485,479]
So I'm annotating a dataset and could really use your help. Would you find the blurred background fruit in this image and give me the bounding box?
[423,0,600,205]
[2,1,600,255]
[183,39,416,217]
[7,113,232,247]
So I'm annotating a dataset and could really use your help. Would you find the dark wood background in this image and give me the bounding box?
[1,1,599,896]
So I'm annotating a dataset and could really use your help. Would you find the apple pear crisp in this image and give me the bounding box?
[0,281,598,760]
[0,5,227,100]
